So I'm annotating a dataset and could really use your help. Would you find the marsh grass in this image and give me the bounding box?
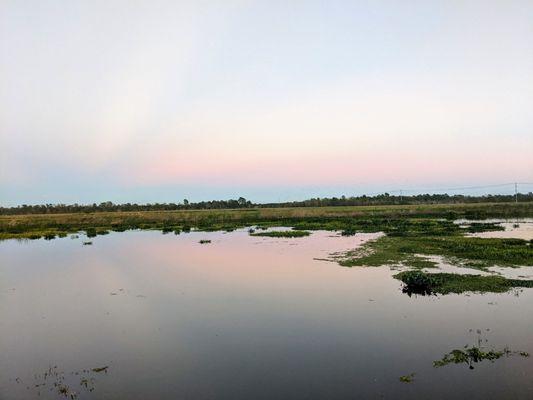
[465,223,506,233]
[340,234,533,271]
[1,202,531,241]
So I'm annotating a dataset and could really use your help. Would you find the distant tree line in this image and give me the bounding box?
[0,197,252,215]
[1,193,532,215]
[261,192,533,208]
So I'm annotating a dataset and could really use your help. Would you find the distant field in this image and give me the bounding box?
[1,202,533,240]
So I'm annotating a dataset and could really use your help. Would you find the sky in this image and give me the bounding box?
[1,0,532,205]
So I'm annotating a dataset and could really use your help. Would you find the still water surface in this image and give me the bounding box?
[1,229,533,399]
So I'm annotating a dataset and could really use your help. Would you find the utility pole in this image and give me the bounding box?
[515,182,518,203]
[400,190,403,204]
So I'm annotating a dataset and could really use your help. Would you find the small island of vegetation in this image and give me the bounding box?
[249,230,311,238]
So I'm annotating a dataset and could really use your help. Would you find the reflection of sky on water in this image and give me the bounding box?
[1,230,533,399]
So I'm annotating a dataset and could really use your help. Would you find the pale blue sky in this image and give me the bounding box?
[1,1,532,205]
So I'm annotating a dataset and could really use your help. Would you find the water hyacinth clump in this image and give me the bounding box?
[394,270,533,295]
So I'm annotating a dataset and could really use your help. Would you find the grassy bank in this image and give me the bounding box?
[1,202,532,240]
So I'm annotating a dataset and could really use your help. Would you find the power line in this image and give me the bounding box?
[357,182,533,197]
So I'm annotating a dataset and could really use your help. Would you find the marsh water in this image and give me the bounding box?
[465,218,533,240]
[1,226,533,399]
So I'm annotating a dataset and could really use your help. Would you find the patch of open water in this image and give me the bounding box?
[460,218,533,240]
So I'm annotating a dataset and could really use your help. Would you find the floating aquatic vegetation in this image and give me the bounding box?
[433,346,528,369]
[394,270,533,295]
[85,228,97,238]
[250,230,311,238]
[161,226,174,234]
[399,373,415,383]
[464,222,505,233]
[340,234,533,271]
[434,347,504,368]
[433,330,529,369]
[395,270,436,295]
[13,364,110,399]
